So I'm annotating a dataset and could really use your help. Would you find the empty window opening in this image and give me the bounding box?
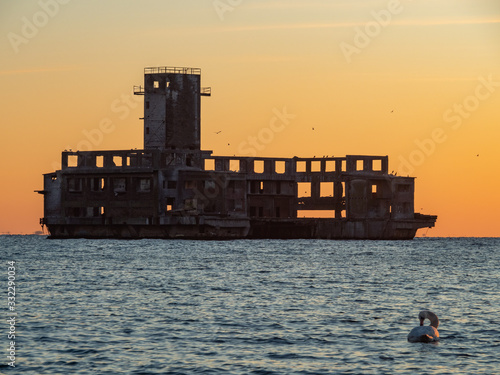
[259,181,264,194]
[230,160,240,172]
[397,184,411,193]
[341,181,346,198]
[297,182,311,198]
[296,161,307,172]
[100,206,105,216]
[372,184,378,195]
[126,156,131,166]
[145,101,150,109]
[146,127,150,135]
[138,178,151,192]
[204,159,215,171]
[66,207,82,217]
[356,160,364,171]
[325,160,335,172]
[276,182,281,195]
[184,199,197,210]
[91,178,105,192]
[275,207,281,218]
[154,81,159,89]
[311,161,321,172]
[320,182,334,197]
[167,198,175,211]
[96,155,104,168]
[113,156,123,167]
[166,81,170,88]
[297,210,335,218]
[234,199,243,211]
[275,161,286,174]
[373,159,382,171]
[341,209,347,218]
[205,180,218,197]
[68,155,78,167]
[341,160,347,172]
[113,178,127,194]
[250,181,260,194]
[86,207,96,217]
[68,178,82,192]
[254,160,264,173]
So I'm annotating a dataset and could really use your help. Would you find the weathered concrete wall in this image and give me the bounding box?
[143,68,202,150]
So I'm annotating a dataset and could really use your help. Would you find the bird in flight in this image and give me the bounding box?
[215,131,222,134]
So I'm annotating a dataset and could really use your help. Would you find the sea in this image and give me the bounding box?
[1,236,499,374]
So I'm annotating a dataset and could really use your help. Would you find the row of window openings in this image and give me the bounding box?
[297,183,411,197]
[204,159,383,173]
[181,180,349,198]
[66,204,409,218]
[68,156,382,173]
[66,207,104,218]
[68,154,194,169]
[298,182,342,198]
[182,180,291,196]
[153,81,169,89]
[295,206,410,218]
[67,178,151,193]
[68,204,175,217]
[67,155,134,168]
[248,208,347,219]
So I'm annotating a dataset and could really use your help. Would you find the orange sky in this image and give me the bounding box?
[1,0,499,236]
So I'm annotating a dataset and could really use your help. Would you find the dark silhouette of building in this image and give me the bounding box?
[37,66,436,239]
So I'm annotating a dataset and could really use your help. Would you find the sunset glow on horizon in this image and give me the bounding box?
[1,0,499,236]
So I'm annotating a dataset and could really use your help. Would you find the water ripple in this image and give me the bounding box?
[3,236,500,374]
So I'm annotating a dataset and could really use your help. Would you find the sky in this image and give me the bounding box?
[1,0,499,236]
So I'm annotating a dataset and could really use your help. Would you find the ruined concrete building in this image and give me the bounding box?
[38,66,437,239]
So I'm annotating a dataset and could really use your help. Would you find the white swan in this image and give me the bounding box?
[407,310,439,343]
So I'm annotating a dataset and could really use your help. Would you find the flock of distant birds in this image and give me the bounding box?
[64,107,481,160]
[212,109,481,158]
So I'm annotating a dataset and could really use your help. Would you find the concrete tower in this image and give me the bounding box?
[134,67,211,150]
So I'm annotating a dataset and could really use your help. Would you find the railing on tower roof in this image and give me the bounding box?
[144,66,201,75]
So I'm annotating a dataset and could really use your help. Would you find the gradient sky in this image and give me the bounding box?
[1,0,499,236]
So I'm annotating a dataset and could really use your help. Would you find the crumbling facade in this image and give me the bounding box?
[38,67,437,239]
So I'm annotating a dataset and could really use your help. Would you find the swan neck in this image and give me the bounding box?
[427,312,439,328]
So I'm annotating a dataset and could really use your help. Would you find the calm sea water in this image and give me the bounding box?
[1,236,499,374]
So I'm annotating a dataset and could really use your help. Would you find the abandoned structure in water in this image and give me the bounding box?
[37,66,437,239]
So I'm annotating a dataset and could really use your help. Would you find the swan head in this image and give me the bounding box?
[418,310,439,329]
